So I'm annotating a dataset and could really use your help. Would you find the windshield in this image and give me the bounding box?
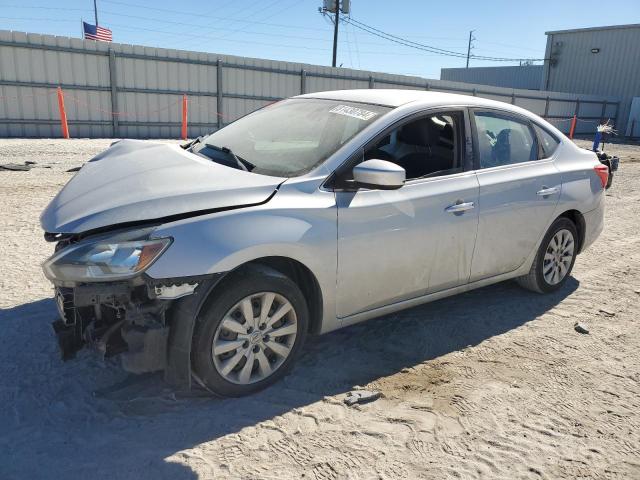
[196,98,390,177]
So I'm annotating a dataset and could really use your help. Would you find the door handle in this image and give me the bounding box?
[536,186,559,196]
[445,201,475,214]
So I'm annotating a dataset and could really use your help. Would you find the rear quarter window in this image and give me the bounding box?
[533,124,560,158]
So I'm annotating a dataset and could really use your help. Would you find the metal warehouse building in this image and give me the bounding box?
[440,65,543,91]
[440,24,640,136]
[542,23,640,136]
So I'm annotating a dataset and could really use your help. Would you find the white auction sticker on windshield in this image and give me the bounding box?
[329,105,378,121]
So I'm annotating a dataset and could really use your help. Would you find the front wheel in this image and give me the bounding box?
[192,266,308,397]
[516,217,578,294]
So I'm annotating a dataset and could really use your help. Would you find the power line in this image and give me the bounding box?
[344,16,546,62]
[1,3,476,51]
[94,10,331,44]
[344,16,354,68]
[1,2,332,32]
[0,16,78,23]
[101,0,332,33]
[350,21,362,69]
[346,17,473,57]
[480,40,542,53]
[0,14,474,59]
[170,0,294,50]
[216,0,288,40]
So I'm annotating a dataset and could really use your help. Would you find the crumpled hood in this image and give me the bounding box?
[41,139,285,234]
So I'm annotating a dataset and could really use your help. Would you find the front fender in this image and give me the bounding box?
[147,186,338,387]
[146,207,336,282]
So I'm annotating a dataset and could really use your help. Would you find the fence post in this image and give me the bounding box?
[217,59,223,130]
[56,86,70,139]
[511,93,516,105]
[181,94,188,140]
[543,96,550,119]
[571,98,581,137]
[108,49,119,138]
[569,115,577,139]
[369,76,374,89]
[300,69,306,94]
[472,88,477,96]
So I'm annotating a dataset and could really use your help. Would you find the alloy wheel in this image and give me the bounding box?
[543,229,575,285]
[211,292,298,385]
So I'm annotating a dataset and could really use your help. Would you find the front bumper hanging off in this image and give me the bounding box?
[50,273,222,388]
[51,278,196,374]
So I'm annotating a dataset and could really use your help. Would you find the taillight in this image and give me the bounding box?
[594,164,609,189]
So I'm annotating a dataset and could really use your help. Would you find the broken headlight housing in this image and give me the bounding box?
[43,231,172,283]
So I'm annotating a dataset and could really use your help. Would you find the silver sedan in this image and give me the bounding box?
[41,90,607,396]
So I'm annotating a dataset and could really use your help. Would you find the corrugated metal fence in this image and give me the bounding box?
[0,30,621,139]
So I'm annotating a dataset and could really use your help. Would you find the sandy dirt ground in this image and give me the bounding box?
[0,138,639,480]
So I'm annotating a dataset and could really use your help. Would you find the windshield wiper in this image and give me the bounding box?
[181,135,203,150]
[204,143,255,172]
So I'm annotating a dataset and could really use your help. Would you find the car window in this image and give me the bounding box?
[198,99,390,177]
[362,112,461,180]
[533,124,560,158]
[473,111,537,168]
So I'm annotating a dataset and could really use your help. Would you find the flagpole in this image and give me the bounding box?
[80,18,83,38]
[93,0,99,26]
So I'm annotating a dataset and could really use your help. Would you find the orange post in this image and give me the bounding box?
[568,114,577,139]
[56,87,70,139]
[181,94,188,140]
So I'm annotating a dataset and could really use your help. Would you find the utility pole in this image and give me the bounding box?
[93,0,99,26]
[466,29,475,68]
[320,0,349,67]
[332,0,340,67]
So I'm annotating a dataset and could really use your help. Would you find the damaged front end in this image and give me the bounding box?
[52,278,197,374]
[43,227,205,378]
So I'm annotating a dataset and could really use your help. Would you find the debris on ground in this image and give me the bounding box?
[344,390,382,406]
[0,162,33,171]
[598,308,616,317]
[574,322,590,334]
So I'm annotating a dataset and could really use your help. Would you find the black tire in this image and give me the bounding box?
[192,265,309,397]
[516,217,578,294]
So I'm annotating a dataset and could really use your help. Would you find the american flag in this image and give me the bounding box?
[83,21,112,42]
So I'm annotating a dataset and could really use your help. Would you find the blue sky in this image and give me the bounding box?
[1,0,638,79]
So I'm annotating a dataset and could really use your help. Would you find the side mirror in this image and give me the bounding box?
[352,159,405,190]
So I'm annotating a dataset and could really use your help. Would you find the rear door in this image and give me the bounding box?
[469,109,562,282]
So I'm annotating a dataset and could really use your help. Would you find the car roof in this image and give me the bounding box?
[296,89,522,111]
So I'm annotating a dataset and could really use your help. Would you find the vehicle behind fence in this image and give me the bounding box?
[0,30,622,139]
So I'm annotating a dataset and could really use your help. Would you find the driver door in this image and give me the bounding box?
[334,109,480,318]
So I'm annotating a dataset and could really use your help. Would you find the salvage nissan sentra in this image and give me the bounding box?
[41,90,607,397]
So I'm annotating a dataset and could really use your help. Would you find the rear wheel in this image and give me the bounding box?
[192,266,308,397]
[516,217,578,294]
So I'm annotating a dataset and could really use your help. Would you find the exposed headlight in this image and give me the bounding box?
[43,235,171,282]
